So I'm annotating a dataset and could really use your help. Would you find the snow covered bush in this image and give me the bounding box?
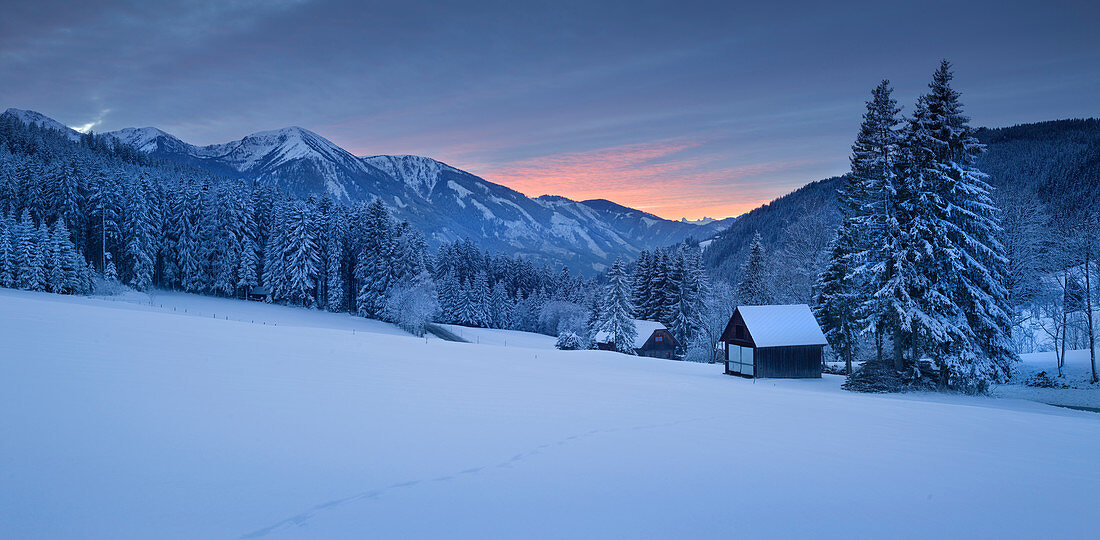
[91,273,132,297]
[383,279,439,337]
[682,333,713,363]
[539,300,587,337]
[555,331,582,350]
[1024,371,1068,389]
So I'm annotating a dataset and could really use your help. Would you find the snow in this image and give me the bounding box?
[681,217,717,225]
[994,348,1100,409]
[361,155,446,198]
[4,290,1100,539]
[737,304,828,347]
[469,198,497,221]
[325,179,350,201]
[447,180,473,200]
[436,323,557,349]
[548,212,608,258]
[593,319,666,350]
[189,126,360,174]
[0,288,411,336]
[105,126,175,153]
[3,108,82,141]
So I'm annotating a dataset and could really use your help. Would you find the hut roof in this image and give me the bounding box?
[736,304,827,348]
[594,319,668,350]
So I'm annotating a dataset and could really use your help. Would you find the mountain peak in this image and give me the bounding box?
[2,108,81,140]
[240,125,323,143]
[106,126,180,153]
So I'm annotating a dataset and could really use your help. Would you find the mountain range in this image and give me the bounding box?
[3,108,734,273]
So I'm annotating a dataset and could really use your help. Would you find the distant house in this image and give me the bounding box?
[595,320,679,359]
[246,286,271,302]
[720,305,827,378]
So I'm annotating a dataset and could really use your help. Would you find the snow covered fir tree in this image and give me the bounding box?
[815,61,1017,393]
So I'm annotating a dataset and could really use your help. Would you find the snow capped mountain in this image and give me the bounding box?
[680,216,736,227]
[103,125,391,202]
[191,126,352,173]
[2,108,82,141]
[92,117,731,273]
[106,126,184,153]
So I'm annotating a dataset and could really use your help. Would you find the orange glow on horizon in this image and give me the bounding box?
[472,140,804,221]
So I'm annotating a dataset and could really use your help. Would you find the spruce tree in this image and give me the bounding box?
[262,199,289,301]
[355,200,394,317]
[646,251,668,322]
[14,210,35,289]
[437,272,460,324]
[468,271,491,327]
[489,281,513,329]
[662,251,684,326]
[123,178,157,291]
[671,247,707,350]
[104,251,118,282]
[51,220,80,294]
[0,214,14,287]
[901,60,1015,390]
[631,250,652,318]
[818,80,901,374]
[598,257,637,354]
[814,231,861,374]
[283,201,320,306]
[323,211,345,311]
[737,233,771,305]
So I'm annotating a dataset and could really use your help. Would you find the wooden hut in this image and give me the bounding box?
[720,304,827,378]
[246,286,271,302]
[595,320,678,359]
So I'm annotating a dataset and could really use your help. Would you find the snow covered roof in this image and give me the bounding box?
[735,304,828,348]
[594,319,668,350]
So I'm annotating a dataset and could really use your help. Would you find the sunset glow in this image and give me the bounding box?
[472,141,822,220]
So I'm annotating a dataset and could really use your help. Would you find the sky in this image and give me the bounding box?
[1,0,1098,220]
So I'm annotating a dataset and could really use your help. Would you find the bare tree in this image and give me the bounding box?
[1083,216,1099,384]
[775,208,834,304]
[996,189,1047,338]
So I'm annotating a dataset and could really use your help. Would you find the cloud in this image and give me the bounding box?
[73,109,111,133]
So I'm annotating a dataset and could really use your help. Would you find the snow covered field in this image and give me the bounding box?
[2,289,1100,539]
[436,323,557,349]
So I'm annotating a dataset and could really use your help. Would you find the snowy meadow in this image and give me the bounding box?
[2,289,1099,539]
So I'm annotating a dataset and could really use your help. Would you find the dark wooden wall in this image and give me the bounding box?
[719,309,756,348]
[755,345,823,378]
[639,329,677,352]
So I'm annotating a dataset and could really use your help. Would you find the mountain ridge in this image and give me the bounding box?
[0,108,730,273]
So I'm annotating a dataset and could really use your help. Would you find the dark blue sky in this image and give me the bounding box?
[2,0,1097,218]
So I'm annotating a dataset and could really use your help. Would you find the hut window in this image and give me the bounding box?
[735,325,746,340]
[655,335,663,343]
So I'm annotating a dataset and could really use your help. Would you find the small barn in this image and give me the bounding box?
[721,304,827,378]
[246,286,271,302]
[595,320,679,359]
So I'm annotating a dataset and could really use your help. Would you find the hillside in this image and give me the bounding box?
[704,118,1100,282]
[2,288,1098,538]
